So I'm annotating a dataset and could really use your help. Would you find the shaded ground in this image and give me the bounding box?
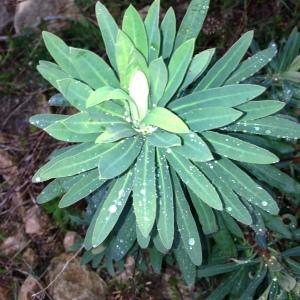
[0,0,299,299]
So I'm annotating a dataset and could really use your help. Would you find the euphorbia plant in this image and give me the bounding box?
[31,0,300,284]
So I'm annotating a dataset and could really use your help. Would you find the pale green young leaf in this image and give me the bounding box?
[95,2,119,70]
[159,39,195,106]
[149,58,168,105]
[136,225,150,249]
[156,149,174,249]
[181,107,242,132]
[95,124,136,144]
[236,100,285,121]
[180,48,215,91]
[144,0,161,62]
[202,131,279,164]
[98,136,143,179]
[169,84,265,114]
[160,8,176,59]
[166,151,222,210]
[172,172,202,266]
[91,171,134,247]
[143,107,189,134]
[70,48,119,89]
[175,0,210,49]
[172,133,213,162]
[225,44,277,85]
[122,5,148,60]
[147,129,181,148]
[59,170,106,208]
[196,31,254,90]
[133,141,156,237]
[42,31,79,78]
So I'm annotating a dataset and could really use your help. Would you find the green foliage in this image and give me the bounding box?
[31,0,300,295]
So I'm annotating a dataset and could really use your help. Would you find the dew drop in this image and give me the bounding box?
[109,204,117,213]
[261,201,268,207]
[188,238,195,246]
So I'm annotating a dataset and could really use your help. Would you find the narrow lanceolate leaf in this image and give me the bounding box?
[91,171,134,247]
[181,108,242,132]
[156,149,174,249]
[223,116,300,139]
[30,114,67,129]
[59,170,105,208]
[215,159,279,214]
[225,44,277,84]
[143,107,189,134]
[147,129,181,148]
[166,151,222,210]
[198,162,252,225]
[175,0,210,49]
[133,141,156,237]
[95,124,136,144]
[122,5,148,60]
[169,84,265,114]
[136,225,150,248]
[160,8,176,59]
[196,31,254,90]
[221,213,244,239]
[189,190,218,234]
[236,100,285,121]
[173,133,213,162]
[173,173,202,266]
[180,48,215,91]
[62,112,105,134]
[57,79,92,111]
[159,39,195,106]
[95,2,119,70]
[70,48,119,89]
[45,122,98,143]
[37,62,70,90]
[144,0,161,62]
[149,248,163,274]
[202,131,279,164]
[149,58,168,105]
[42,31,79,78]
[98,136,143,179]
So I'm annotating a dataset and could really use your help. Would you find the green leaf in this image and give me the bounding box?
[122,5,148,60]
[237,100,285,121]
[136,225,150,248]
[57,79,92,111]
[91,171,133,247]
[160,8,176,59]
[173,172,202,266]
[166,151,222,210]
[282,246,300,257]
[159,39,195,106]
[133,141,156,237]
[144,0,161,62]
[169,84,265,114]
[175,0,210,49]
[48,94,70,107]
[223,116,300,139]
[147,129,181,148]
[221,212,244,239]
[189,190,218,234]
[70,48,119,89]
[174,240,196,286]
[98,136,143,179]
[149,248,163,273]
[181,107,242,132]
[95,2,119,70]
[95,124,136,144]
[42,31,79,78]
[30,114,67,129]
[225,44,277,84]
[201,131,279,164]
[33,143,114,182]
[196,31,254,90]
[172,133,213,162]
[37,62,70,90]
[62,112,106,134]
[198,162,252,225]
[59,170,106,208]
[180,48,215,91]
[149,58,168,105]
[143,107,189,134]
[215,159,279,214]
[153,233,169,254]
[156,149,174,249]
